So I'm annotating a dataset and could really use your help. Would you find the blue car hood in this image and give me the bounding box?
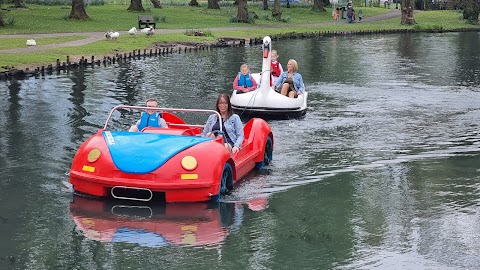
[102,131,211,174]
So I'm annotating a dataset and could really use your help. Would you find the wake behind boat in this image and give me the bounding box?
[231,36,308,119]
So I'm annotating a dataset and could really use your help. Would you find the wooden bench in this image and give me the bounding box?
[138,15,156,29]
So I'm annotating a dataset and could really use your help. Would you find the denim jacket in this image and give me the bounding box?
[201,114,244,148]
[273,71,305,93]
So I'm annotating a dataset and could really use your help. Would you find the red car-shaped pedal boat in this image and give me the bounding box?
[69,105,273,203]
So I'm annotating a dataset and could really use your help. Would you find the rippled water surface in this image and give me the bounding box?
[1,32,480,270]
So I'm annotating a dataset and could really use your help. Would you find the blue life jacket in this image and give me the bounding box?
[138,112,162,131]
[237,73,253,88]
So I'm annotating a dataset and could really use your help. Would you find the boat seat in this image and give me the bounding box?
[142,127,196,136]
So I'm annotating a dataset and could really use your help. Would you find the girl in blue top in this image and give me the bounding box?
[273,59,305,99]
[202,94,244,154]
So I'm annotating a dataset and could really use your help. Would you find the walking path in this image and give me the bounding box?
[0,9,402,54]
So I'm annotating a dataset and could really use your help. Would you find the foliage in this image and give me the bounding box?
[452,0,480,23]
[184,28,213,36]
[154,14,166,23]
[262,13,291,22]
[246,12,256,23]
[0,4,395,34]
[229,12,256,24]
[0,6,479,71]
[229,15,241,22]
[88,0,105,6]
[413,23,443,30]
[25,0,105,5]
[5,15,15,26]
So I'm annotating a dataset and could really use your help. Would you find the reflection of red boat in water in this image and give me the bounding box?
[71,195,269,247]
[70,195,247,247]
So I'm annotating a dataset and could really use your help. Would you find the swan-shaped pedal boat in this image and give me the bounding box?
[230,36,308,119]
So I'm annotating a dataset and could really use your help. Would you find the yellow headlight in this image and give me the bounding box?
[87,149,101,163]
[181,156,197,171]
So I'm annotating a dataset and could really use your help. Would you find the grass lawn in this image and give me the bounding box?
[0,3,478,71]
[0,36,88,50]
[0,4,395,34]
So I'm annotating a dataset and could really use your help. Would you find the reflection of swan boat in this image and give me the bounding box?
[231,36,308,119]
[69,195,240,247]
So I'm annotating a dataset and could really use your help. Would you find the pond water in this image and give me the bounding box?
[0,32,480,270]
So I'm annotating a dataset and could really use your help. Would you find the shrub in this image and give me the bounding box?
[184,29,213,37]
[413,23,443,30]
[154,15,166,23]
[262,13,291,23]
[25,0,105,5]
[5,15,15,26]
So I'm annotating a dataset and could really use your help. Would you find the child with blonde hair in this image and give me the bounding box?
[270,50,283,86]
[233,64,258,94]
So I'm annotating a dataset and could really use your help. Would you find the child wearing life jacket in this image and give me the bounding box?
[233,64,258,94]
[270,50,283,87]
[128,98,168,132]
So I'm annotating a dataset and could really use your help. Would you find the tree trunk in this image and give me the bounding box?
[127,0,145,12]
[400,0,415,25]
[208,0,220,9]
[189,0,200,6]
[237,0,249,22]
[272,0,282,19]
[14,0,27,8]
[263,0,268,10]
[150,0,162,8]
[69,0,89,20]
[312,0,325,12]
[0,14,5,27]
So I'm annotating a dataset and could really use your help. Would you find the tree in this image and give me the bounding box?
[0,0,4,27]
[400,0,415,25]
[128,0,145,12]
[237,0,249,22]
[150,0,161,8]
[189,0,199,6]
[312,0,325,12]
[272,0,282,20]
[263,0,268,10]
[69,0,89,20]
[456,0,480,23]
[13,0,26,9]
[208,0,219,9]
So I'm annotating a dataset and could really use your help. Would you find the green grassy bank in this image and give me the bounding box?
[0,3,478,72]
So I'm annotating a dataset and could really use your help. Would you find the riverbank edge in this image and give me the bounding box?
[1,27,479,80]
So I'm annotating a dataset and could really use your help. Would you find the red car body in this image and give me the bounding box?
[69,106,273,202]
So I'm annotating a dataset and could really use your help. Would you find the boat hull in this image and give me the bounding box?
[231,80,308,119]
[232,105,307,119]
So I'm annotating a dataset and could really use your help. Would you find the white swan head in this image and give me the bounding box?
[259,36,272,90]
[262,36,272,62]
